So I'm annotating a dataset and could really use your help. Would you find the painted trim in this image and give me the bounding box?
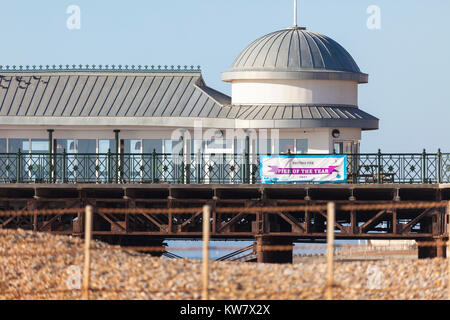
[222,70,368,84]
[0,116,379,130]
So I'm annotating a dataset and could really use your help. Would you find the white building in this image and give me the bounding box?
[0,15,378,162]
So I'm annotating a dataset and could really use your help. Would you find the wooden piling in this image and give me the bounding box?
[202,205,211,300]
[83,205,93,300]
[326,202,335,300]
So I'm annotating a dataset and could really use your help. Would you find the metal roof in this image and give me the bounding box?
[222,27,368,83]
[0,71,226,118]
[0,69,378,130]
[233,105,377,121]
[227,104,378,130]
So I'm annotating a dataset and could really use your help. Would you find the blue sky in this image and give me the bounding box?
[1,0,449,153]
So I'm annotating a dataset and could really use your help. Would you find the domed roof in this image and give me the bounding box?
[222,27,368,83]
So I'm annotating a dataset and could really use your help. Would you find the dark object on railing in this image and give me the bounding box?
[377,149,381,183]
[16,149,21,183]
[151,149,157,183]
[62,149,67,183]
[437,149,442,184]
[422,149,427,184]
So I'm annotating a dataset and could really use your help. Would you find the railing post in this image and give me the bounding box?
[245,136,250,184]
[47,129,54,183]
[196,150,201,184]
[16,149,22,183]
[180,143,185,184]
[107,149,111,183]
[422,149,427,184]
[185,149,191,185]
[62,149,67,183]
[251,163,256,184]
[180,159,185,184]
[222,153,227,184]
[351,154,356,184]
[114,130,120,183]
[152,149,157,183]
[377,149,382,184]
[437,149,442,184]
[115,152,119,184]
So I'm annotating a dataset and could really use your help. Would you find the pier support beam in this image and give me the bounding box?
[100,235,166,257]
[255,236,293,264]
[417,239,447,259]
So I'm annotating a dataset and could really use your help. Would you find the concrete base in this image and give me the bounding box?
[256,236,293,264]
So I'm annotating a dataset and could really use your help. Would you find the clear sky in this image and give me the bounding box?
[1,0,449,153]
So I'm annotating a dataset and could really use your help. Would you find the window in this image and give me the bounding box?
[257,139,272,155]
[206,138,232,154]
[334,141,357,154]
[143,139,163,154]
[296,139,308,154]
[344,142,353,154]
[165,139,183,155]
[31,139,49,153]
[0,139,6,153]
[124,140,141,154]
[9,139,29,153]
[333,142,343,154]
[56,140,75,153]
[99,140,115,153]
[77,140,96,154]
[190,140,205,155]
[234,139,246,154]
[279,139,295,154]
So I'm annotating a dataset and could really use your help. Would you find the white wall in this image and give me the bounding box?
[231,79,358,106]
[0,127,362,154]
[279,128,361,154]
[0,128,177,140]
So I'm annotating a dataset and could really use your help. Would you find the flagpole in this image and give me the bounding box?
[294,0,298,27]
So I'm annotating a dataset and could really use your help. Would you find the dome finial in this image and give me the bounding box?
[293,0,298,27]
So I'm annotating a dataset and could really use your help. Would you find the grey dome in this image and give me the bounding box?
[222,27,368,83]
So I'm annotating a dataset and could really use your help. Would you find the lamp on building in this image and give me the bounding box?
[332,129,340,139]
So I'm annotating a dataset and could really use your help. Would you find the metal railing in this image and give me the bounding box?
[0,149,449,184]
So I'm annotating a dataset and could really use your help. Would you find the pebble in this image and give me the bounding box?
[0,229,448,300]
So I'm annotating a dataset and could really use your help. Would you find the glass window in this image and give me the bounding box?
[257,139,272,155]
[9,139,29,153]
[0,139,6,153]
[165,139,183,155]
[206,138,232,154]
[333,142,343,154]
[234,139,246,154]
[77,140,96,153]
[296,139,308,154]
[56,139,76,153]
[124,140,141,154]
[344,142,353,154]
[31,139,49,153]
[143,139,163,154]
[99,140,115,153]
[190,140,205,155]
[279,139,295,154]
